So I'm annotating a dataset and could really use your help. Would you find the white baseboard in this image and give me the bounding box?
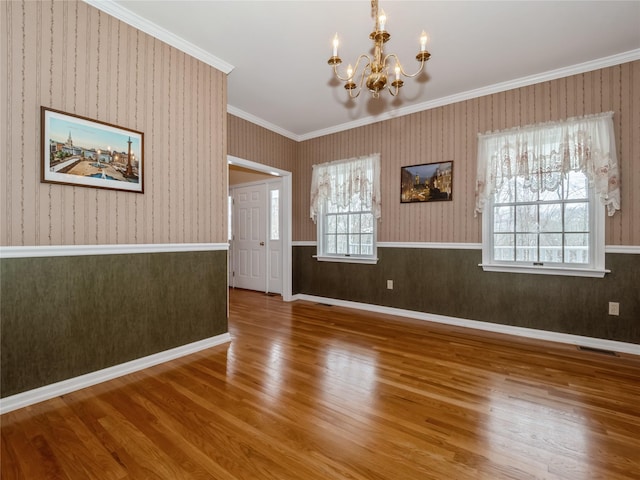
[0,333,231,414]
[292,294,640,356]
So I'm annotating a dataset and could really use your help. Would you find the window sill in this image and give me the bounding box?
[314,255,379,265]
[479,263,610,278]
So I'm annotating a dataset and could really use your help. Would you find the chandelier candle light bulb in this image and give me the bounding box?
[327,0,431,99]
[378,9,386,31]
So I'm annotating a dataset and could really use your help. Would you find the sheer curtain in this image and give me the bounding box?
[475,112,620,216]
[310,153,381,223]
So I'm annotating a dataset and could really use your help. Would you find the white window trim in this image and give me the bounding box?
[315,202,379,264]
[475,112,618,278]
[311,153,381,265]
[313,255,379,265]
[480,193,608,278]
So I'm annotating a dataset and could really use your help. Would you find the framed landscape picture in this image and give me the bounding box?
[41,107,144,193]
[401,161,453,203]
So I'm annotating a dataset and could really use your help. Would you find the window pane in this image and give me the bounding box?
[565,171,589,200]
[539,204,562,232]
[349,214,361,234]
[516,234,538,262]
[325,234,336,254]
[336,234,348,254]
[336,214,348,234]
[270,190,279,241]
[565,203,589,232]
[327,200,338,214]
[516,205,538,232]
[493,206,514,233]
[327,215,337,234]
[494,234,514,261]
[349,235,360,255]
[361,213,374,233]
[565,233,589,264]
[540,233,562,263]
[361,234,373,255]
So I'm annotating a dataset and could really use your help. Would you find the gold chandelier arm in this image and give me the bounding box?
[387,84,399,97]
[347,85,363,99]
[384,53,427,78]
[347,65,370,98]
[333,54,372,82]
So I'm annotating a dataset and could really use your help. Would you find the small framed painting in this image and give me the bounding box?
[41,107,144,193]
[401,161,452,203]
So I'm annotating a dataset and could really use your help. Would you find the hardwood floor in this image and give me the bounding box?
[2,288,639,479]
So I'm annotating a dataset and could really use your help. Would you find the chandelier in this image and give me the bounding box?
[327,0,431,99]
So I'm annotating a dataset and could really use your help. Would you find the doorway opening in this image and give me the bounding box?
[228,156,292,301]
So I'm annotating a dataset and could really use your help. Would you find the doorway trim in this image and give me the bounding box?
[228,155,293,301]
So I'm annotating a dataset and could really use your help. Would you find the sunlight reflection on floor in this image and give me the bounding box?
[485,383,590,478]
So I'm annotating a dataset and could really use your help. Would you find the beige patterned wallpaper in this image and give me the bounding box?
[4,1,637,248]
[1,0,228,246]
[231,62,640,246]
[297,62,639,244]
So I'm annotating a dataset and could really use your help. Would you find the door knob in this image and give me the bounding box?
[260,241,265,246]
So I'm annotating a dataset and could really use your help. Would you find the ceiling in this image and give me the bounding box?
[100,1,640,141]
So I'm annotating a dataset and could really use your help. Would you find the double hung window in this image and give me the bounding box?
[475,112,619,277]
[310,154,381,264]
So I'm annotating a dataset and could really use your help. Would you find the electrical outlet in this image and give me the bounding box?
[387,280,393,290]
[608,302,620,316]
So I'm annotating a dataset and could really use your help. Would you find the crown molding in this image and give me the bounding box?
[296,49,640,141]
[227,106,301,142]
[83,0,234,74]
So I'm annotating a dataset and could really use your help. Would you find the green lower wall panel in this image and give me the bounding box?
[1,250,228,398]
[293,246,639,344]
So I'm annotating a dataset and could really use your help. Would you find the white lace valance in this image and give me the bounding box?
[475,112,620,217]
[310,153,381,223]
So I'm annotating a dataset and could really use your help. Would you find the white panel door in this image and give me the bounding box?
[233,184,267,292]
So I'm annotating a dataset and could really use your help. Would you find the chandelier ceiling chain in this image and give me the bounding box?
[328,0,430,99]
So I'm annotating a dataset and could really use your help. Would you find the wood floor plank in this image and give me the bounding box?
[2,288,639,479]
[30,403,126,480]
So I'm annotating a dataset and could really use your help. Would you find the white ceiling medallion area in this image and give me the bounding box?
[86,1,640,143]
